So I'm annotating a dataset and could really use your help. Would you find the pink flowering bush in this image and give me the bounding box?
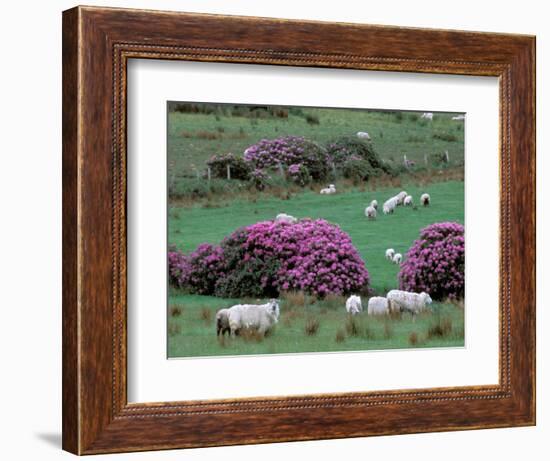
[215,219,370,298]
[171,243,226,295]
[287,163,311,186]
[243,136,329,181]
[249,168,270,191]
[398,222,465,300]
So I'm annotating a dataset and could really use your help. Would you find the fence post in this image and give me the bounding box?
[226,164,231,180]
[207,167,211,181]
[195,169,200,179]
[331,162,336,176]
[445,150,450,163]
[278,163,285,177]
[424,154,428,165]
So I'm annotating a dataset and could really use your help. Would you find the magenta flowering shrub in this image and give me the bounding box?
[215,219,370,298]
[168,250,189,288]
[287,163,311,186]
[249,168,270,191]
[398,222,465,300]
[243,136,329,180]
[172,243,226,295]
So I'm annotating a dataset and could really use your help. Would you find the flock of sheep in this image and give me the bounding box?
[215,289,433,339]
[365,190,431,218]
[346,291,432,318]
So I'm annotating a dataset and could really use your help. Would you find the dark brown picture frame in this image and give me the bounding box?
[62,5,536,455]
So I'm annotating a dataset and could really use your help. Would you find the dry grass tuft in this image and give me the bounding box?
[239,328,264,343]
[408,331,419,346]
[168,324,181,336]
[383,321,394,339]
[170,305,183,317]
[426,316,453,339]
[304,317,320,336]
[281,291,307,308]
[199,307,213,323]
[335,328,346,343]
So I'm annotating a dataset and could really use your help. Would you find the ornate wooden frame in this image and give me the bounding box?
[62,5,536,455]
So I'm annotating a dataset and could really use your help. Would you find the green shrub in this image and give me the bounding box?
[342,158,374,182]
[206,153,251,180]
[432,132,458,142]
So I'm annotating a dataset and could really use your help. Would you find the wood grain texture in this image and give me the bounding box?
[62,5,536,455]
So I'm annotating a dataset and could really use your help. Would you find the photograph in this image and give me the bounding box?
[167,102,466,358]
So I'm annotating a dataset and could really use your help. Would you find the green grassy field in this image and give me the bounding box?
[168,292,464,358]
[169,180,464,294]
[168,106,464,178]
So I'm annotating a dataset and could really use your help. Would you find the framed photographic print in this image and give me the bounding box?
[62,5,535,455]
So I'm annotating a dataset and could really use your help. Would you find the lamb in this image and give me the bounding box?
[225,299,280,337]
[420,193,431,206]
[403,195,413,206]
[345,295,363,315]
[396,191,408,205]
[215,308,231,337]
[421,112,434,120]
[320,184,336,195]
[365,205,377,220]
[275,213,298,224]
[370,199,378,210]
[356,131,371,140]
[387,290,432,318]
[367,297,390,316]
[385,248,395,261]
[392,253,402,265]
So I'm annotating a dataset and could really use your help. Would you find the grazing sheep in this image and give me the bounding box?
[370,199,378,210]
[387,290,433,318]
[452,115,465,121]
[275,213,298,224]
[385,248,395,261]
[356,131,371,140]
[215,308,231,337]
[345,295,363,315]
[404,195,413,206]
[392,253,402,265]
[383,197,398,214]
[365,205,377,220]
[226,300,280,337]
[367,297,390,316]
[420,193,431,206]
[320,184,336,195]
[396,191,408,204]
[421,112,434,120]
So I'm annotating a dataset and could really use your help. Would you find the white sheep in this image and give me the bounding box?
[392,253,402,265]
[215,308,231,337]
[396,191,408,205]
[226,300,280,337]
[452,115,465,121]
[420,193,431,206]
[387,290,432,318]
[421,112,434,120]
[383,197,398,214]
[365,205,377,220]
[385,248,395,261]
[370,199,378,210]
[345,295,363,315]
[275,213,298,224]
[367,297,390,316]
[356,131,371,140]
[403,195,413,206]
[320,184,336,195]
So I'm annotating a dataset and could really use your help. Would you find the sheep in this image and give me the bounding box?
[421,112,434,120]
[226,299,280,337]
[396,191,408,205]
[367,297,390,316]
[452,115,465,121]
[387,290,433,319]
[420,193,431,206]
[320,184,336,195]
[356,131,371,140]
[345,295,363,315]
[365,205,377,220]
[370,199,378,210]
[383,197,398,214]
[392,253,402,265]
[275,213,298,224]
[385,248,395,261]
[215,308,231,337]
[403,195,413,206]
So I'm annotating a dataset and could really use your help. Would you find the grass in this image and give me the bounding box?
[169,180,464,294]
[168,106,465,179]
[167,292,464,358]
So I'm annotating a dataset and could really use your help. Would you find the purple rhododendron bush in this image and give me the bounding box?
[398,222,465,300]
[169,219,370,298]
